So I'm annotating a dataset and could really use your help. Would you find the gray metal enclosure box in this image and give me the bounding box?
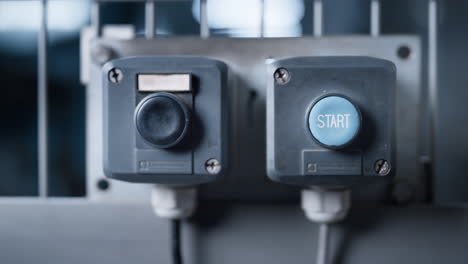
[267,57,396,186]
[87,36,421,201]
[103,56,228,184]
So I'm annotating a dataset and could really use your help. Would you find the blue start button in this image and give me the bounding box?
[308,95,361,148]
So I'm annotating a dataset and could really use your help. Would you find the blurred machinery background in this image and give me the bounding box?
[0,0,467,263]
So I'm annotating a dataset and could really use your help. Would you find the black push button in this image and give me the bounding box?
[135,93,190,148]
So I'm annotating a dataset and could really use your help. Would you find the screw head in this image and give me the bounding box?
[274,68,290,85]
[205,158,222,175]
[397,45,411,60]
[108,68,123,84]
[97,178,110,191]
[374,159,391,176]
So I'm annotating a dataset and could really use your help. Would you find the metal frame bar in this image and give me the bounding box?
[145,0,156,39]
[260,0,265,37]
[38,0,48,198]
[92,1,102,37]
[371,0,381,36]
[199,0,209,38]
[313,0,323,37]
[428,0,438,162]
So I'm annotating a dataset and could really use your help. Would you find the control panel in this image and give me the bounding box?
[266,56,396,186]
[102,56,228,184]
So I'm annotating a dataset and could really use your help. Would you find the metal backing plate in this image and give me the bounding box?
[1,199,467,264]
[86,36,421,201]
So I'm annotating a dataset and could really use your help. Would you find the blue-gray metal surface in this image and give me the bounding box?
[433,0,468,205]
[0,199,467,264]
[86,36,422,201]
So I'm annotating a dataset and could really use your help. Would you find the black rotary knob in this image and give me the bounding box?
[135,93,190,148]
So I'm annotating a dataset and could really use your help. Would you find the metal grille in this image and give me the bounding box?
[1,0,438,198]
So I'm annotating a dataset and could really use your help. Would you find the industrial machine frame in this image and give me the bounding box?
[1,1,457,264]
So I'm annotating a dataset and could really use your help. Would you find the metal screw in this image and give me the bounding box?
[205,158,221,175]
[374,159,391,176]
[108,68,123,84]
[307,163,317,172]
[397,45,411,60]
[274,68,290,84]
[97,178,110,191]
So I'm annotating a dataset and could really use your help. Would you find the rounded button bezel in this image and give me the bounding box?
[135,92,191,149]
[306,94,362,150]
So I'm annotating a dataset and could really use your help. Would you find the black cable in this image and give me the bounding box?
[171,219,183,264]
